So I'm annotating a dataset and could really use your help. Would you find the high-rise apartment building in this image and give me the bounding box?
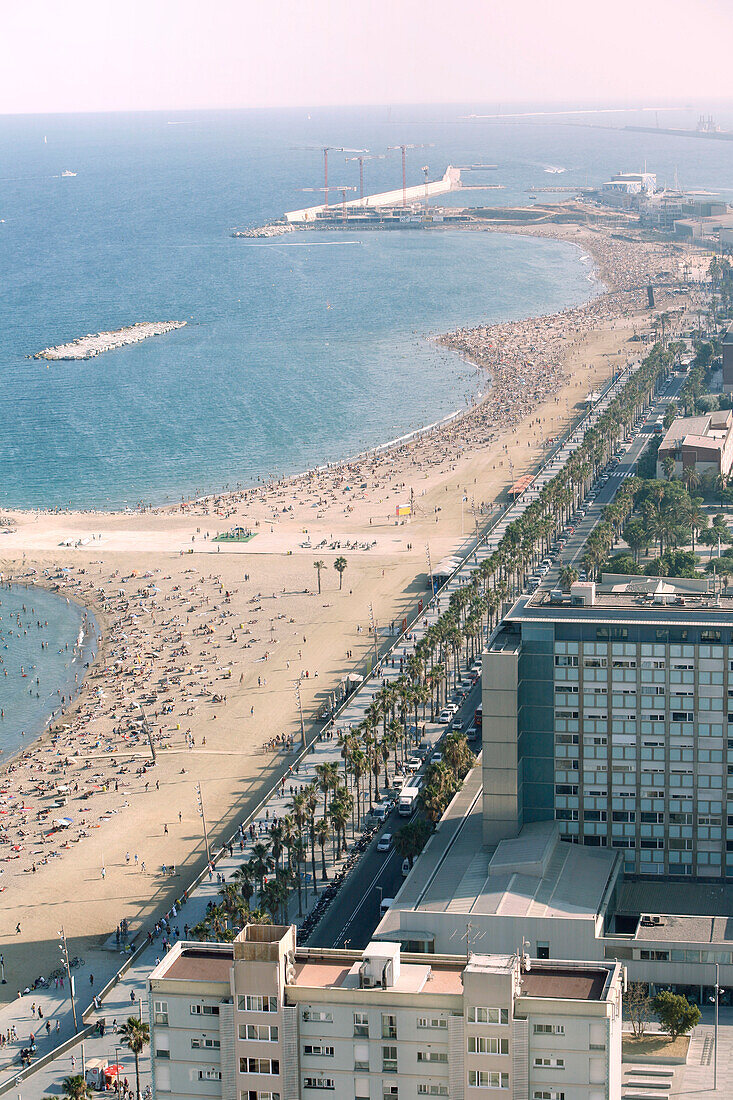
[482,577,732,880]
[148,924,623,1100]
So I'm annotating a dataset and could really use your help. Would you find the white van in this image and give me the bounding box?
[380,897,395,915]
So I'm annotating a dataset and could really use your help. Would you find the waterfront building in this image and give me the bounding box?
[655,409,733,479]
[148,923,623,1100]
[375,577,733,1002]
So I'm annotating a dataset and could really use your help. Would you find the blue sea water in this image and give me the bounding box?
[2,102,733,511]
[0,583,98,759]
[2,99,733,745]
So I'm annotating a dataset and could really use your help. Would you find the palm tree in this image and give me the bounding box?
[61,1077,93,1100]
[558,565,578,591]
[313,559,325,595]
[682,466,701,493]
[231,860,256,909]
[662,454,675,480]
[120,1017,150,1100]
[314,817,331,880]
[334,556,348,589]
[250,841,273,901]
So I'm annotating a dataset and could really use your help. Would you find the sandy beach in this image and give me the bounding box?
[0,220,709,1000]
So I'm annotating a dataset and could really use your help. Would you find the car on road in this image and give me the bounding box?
[377,832,393,852]
[432,751,443,764]
[466,726,479,742]
[372,803,390,822]
[438,709,452,723]
[402,858,411,877]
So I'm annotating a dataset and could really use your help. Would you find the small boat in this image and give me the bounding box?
[61,170,77,178]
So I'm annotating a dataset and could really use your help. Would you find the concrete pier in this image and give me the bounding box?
[283,165,462,224]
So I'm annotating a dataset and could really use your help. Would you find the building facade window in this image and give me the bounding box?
[303,1078,334,1090]
[302,1010,333,1023]
[239,1058,280,1075]
[239,995,277,1013]
[303,1045,334,1057]
[382,1045,398,1072]
[417,1016,448,1030]
[354,1012,369,1036]
[467,1007,509,1025]
[468,1070,509,1088]
[240,1024,279,1042]
[468,1036,509,1054]
[153,1000,168,1026]
[534,1057,564,1069]
[417,1051,449,1063]
[382,1014,398,1039]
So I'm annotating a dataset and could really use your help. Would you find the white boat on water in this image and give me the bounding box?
[61,170,77,178]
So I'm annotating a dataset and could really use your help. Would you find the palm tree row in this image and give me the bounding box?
[193,342,681,943]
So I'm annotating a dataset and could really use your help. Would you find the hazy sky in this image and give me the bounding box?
[4,0,733,115]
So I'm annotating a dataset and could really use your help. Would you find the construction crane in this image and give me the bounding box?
[345,152,387,201]
[299,185,356,221]
[422,165,430,205]
[388,143,434,206]
[303,146,367,209]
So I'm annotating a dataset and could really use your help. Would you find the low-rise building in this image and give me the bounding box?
[656,409,733,479]
[148,923,623,1100]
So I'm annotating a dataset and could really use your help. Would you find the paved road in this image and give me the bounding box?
[311,681,482,949]
[311,364,688,952]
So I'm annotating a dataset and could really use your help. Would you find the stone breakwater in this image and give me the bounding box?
[231,224,296,239]
[34,320,187,361]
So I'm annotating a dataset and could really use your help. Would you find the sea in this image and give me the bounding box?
[0,582,98,760]
[2,98,733,745]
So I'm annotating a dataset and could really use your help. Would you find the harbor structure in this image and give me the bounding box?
[283,166,462,224]
[655,409,733,479]
[147,923,623,1100]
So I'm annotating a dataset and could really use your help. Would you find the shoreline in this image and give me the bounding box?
[0,580,104,765]
[3,227,603,519]
[0,218,709,1004]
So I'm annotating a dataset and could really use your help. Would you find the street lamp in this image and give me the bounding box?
[58,927,78,1032]
[709,963,724,1092]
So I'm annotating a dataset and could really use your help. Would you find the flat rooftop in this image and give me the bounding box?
[156,946,234,983]
[521,966,608,1001]
[617,880,733,945]
[390,777,618,923]
[513,584,733,624]
[292,957,464,996]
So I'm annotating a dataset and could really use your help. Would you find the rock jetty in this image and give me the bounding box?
[35,320,186,361]
[231,224,295,239]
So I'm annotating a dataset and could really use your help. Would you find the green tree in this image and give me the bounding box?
[313,559,325,595]
[119,1016,150,1100]
[61,1078,93,1100]
[558,565,578,591]
[652,990,700,1040]
[661,454,675,480]
[395,819,432,868]
[334,556,348,590]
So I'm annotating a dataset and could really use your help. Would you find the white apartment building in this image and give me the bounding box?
[148,923,623,1100]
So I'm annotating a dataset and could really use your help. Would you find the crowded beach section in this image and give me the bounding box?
[0,221,709,1001]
